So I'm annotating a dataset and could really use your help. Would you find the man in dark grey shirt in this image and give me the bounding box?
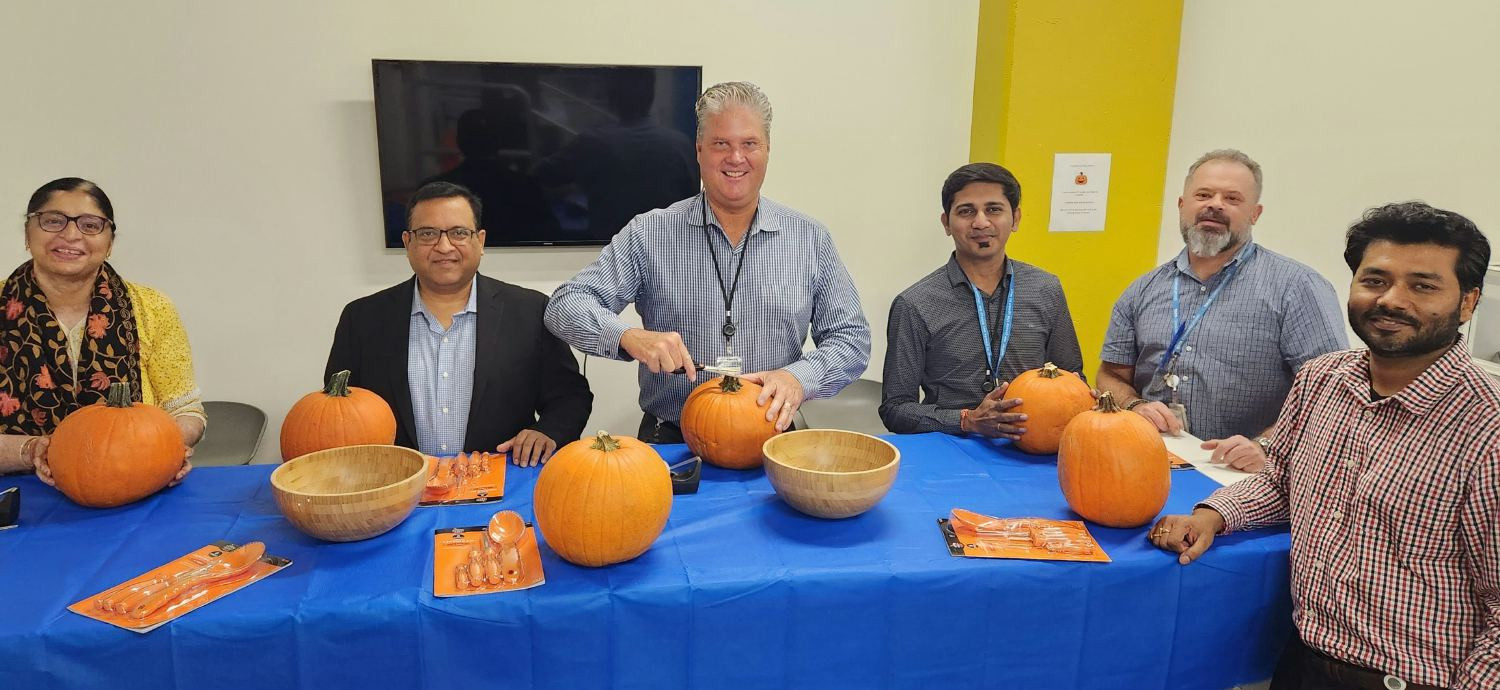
[880,163,1084,438]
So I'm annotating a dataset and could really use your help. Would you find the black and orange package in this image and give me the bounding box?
[432,523,544,597]
[420,452,506,506]
[68,541,290,633]
[939,508,1110,563]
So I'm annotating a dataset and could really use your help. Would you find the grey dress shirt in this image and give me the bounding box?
[1101,242,1347,441]
[545,194,871,423]
[880,254,1084,434]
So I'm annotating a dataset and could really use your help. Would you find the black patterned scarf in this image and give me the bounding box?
[0,261,141,435]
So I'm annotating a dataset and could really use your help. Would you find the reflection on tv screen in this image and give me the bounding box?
[373,60,703,247]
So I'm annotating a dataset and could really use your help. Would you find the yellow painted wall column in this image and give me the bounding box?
[971,0,1183,377]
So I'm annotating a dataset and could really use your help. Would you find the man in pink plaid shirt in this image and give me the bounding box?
[1149,201,1498,690]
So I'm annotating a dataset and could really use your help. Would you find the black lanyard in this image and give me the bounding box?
[701,193,757,348]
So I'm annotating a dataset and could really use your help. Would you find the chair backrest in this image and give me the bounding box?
[193,401,268,466]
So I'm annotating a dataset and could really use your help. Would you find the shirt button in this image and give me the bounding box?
[1343,459,1357,469]
[442,407,450,414]
[1331,510,1342,521]
[1312,560,1323,570]
[1199,286,1207,293]
[441,372,449,378]
[442,337,449,344]
[440,444,448,451]
[1185,345,1194,352]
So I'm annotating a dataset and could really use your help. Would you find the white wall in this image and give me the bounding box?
[0,0,977,462]
[1161,0,1500,339]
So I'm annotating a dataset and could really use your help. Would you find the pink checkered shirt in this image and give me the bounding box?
[1200,338,1500,689]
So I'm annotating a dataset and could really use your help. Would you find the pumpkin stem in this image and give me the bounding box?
[105,381,133,408]
[1037,362,1062,379]
[1095,391,1123,413]
[590,430,621,452]
[718,374,743,393]
[325,370,353,397]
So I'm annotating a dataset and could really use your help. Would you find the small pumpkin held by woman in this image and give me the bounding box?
[49,382,186,508]
[680,374,779,469]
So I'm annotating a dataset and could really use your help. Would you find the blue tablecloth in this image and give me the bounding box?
[0,433,1291,689]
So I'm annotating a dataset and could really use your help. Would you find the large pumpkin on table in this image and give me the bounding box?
[680,375,779,469]
[1007,362,1094,455]
[533,431,672,567]
[1057,392,1169,528]
[279,370,396,461]
[49,381,185,508]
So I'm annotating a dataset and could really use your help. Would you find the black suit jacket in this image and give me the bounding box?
[325,274,592,453]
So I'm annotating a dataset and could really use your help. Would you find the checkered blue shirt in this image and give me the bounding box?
[1101,242,1347,440]
[545,194,871,422]
[407,280,477,455]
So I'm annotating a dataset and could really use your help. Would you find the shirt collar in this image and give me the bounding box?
[410,276,479,318]
[1335,336,1475,416]
[945,252,1014,290]
[690,193,782,238]
[1173,240,1258,281]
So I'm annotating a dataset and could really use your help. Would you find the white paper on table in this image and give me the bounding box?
[1161,432,1254,486]
[1049,152,1111,231]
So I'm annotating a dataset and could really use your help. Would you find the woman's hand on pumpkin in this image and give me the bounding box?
[29,436,55,487]
[1131,400,1184,436]
[498,430,558,467]
[168,456,193,487]
[1147,508,1224,565]
[739,369,805,432]
[620,328,696,382]
[965,384,1027,440]
[1201,435,1265,472]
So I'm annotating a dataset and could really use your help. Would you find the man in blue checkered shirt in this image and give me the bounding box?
[545,82,871,442]
[1097,150,1346,472]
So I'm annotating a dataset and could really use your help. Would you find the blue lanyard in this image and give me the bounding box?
[972,274,1015,386]
[1157,261,1242,374]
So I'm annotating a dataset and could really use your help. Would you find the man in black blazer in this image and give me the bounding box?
[326,182,591,465]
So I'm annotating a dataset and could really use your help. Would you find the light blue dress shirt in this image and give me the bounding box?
[408,280,478,455]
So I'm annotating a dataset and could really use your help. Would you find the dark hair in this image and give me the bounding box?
[406,181,483,229]
[1344,201,1490,294]
[941,163,1020,214]
[27,177,116,232]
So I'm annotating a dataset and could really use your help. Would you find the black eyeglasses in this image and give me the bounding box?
[407,227,476,245]
[26,211,113,236]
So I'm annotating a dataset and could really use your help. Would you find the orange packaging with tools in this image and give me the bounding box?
[432,514,544,598]
[69,541,290,632]
[420,451,506,506]
[939,508,1111,563]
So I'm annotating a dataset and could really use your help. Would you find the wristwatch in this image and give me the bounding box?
[1253,435,1272,455]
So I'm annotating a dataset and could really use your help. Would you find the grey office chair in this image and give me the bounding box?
[193,401,267,466]
[797,378,886,436]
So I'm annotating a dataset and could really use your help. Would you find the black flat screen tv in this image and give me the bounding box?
[372,59,703,247]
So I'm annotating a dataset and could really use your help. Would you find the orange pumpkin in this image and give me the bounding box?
[680,375,779,469]
[1057,392,1170,528]
[533,431,672,567]
[1007,362,1095,455]
[49,381,185,508]
[279,370,397,461]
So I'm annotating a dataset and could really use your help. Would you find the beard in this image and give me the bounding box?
[1349,303,1462,358]
[1182,225,1235,257]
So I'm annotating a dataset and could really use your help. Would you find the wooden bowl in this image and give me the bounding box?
[762,429,900,519]
[270,444,428,542]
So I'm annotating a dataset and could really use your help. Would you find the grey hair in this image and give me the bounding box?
[694,81,773,140]
[1185,149,1263,199]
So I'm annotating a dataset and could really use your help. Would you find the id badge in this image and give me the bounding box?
[1167,402,1190,435]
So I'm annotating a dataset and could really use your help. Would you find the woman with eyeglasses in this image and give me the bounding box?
[0,178,203,483]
